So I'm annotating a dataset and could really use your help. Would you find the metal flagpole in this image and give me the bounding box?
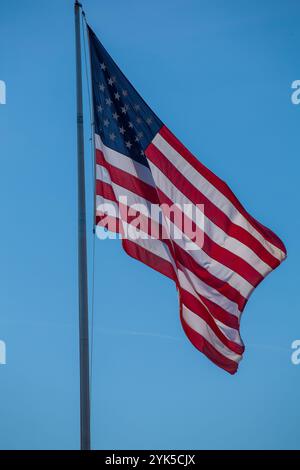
[74,0,91,451]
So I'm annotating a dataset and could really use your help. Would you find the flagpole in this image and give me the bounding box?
[74,0,91,451]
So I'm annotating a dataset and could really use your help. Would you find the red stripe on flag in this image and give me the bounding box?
[180,289,244,355]
[146,142,280,271]
[159,125,286,255]
[153,183,265,287]
[96,149,159,204]
[122,239,177,282]
[180,307,239,375]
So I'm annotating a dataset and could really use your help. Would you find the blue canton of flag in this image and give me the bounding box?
[89,26,162,167]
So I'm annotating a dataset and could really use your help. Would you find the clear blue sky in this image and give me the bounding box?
[0,0,299,450]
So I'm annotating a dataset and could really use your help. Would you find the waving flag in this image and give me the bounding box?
[88,26,286,374]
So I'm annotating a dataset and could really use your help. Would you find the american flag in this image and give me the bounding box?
[88,26,286,374]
